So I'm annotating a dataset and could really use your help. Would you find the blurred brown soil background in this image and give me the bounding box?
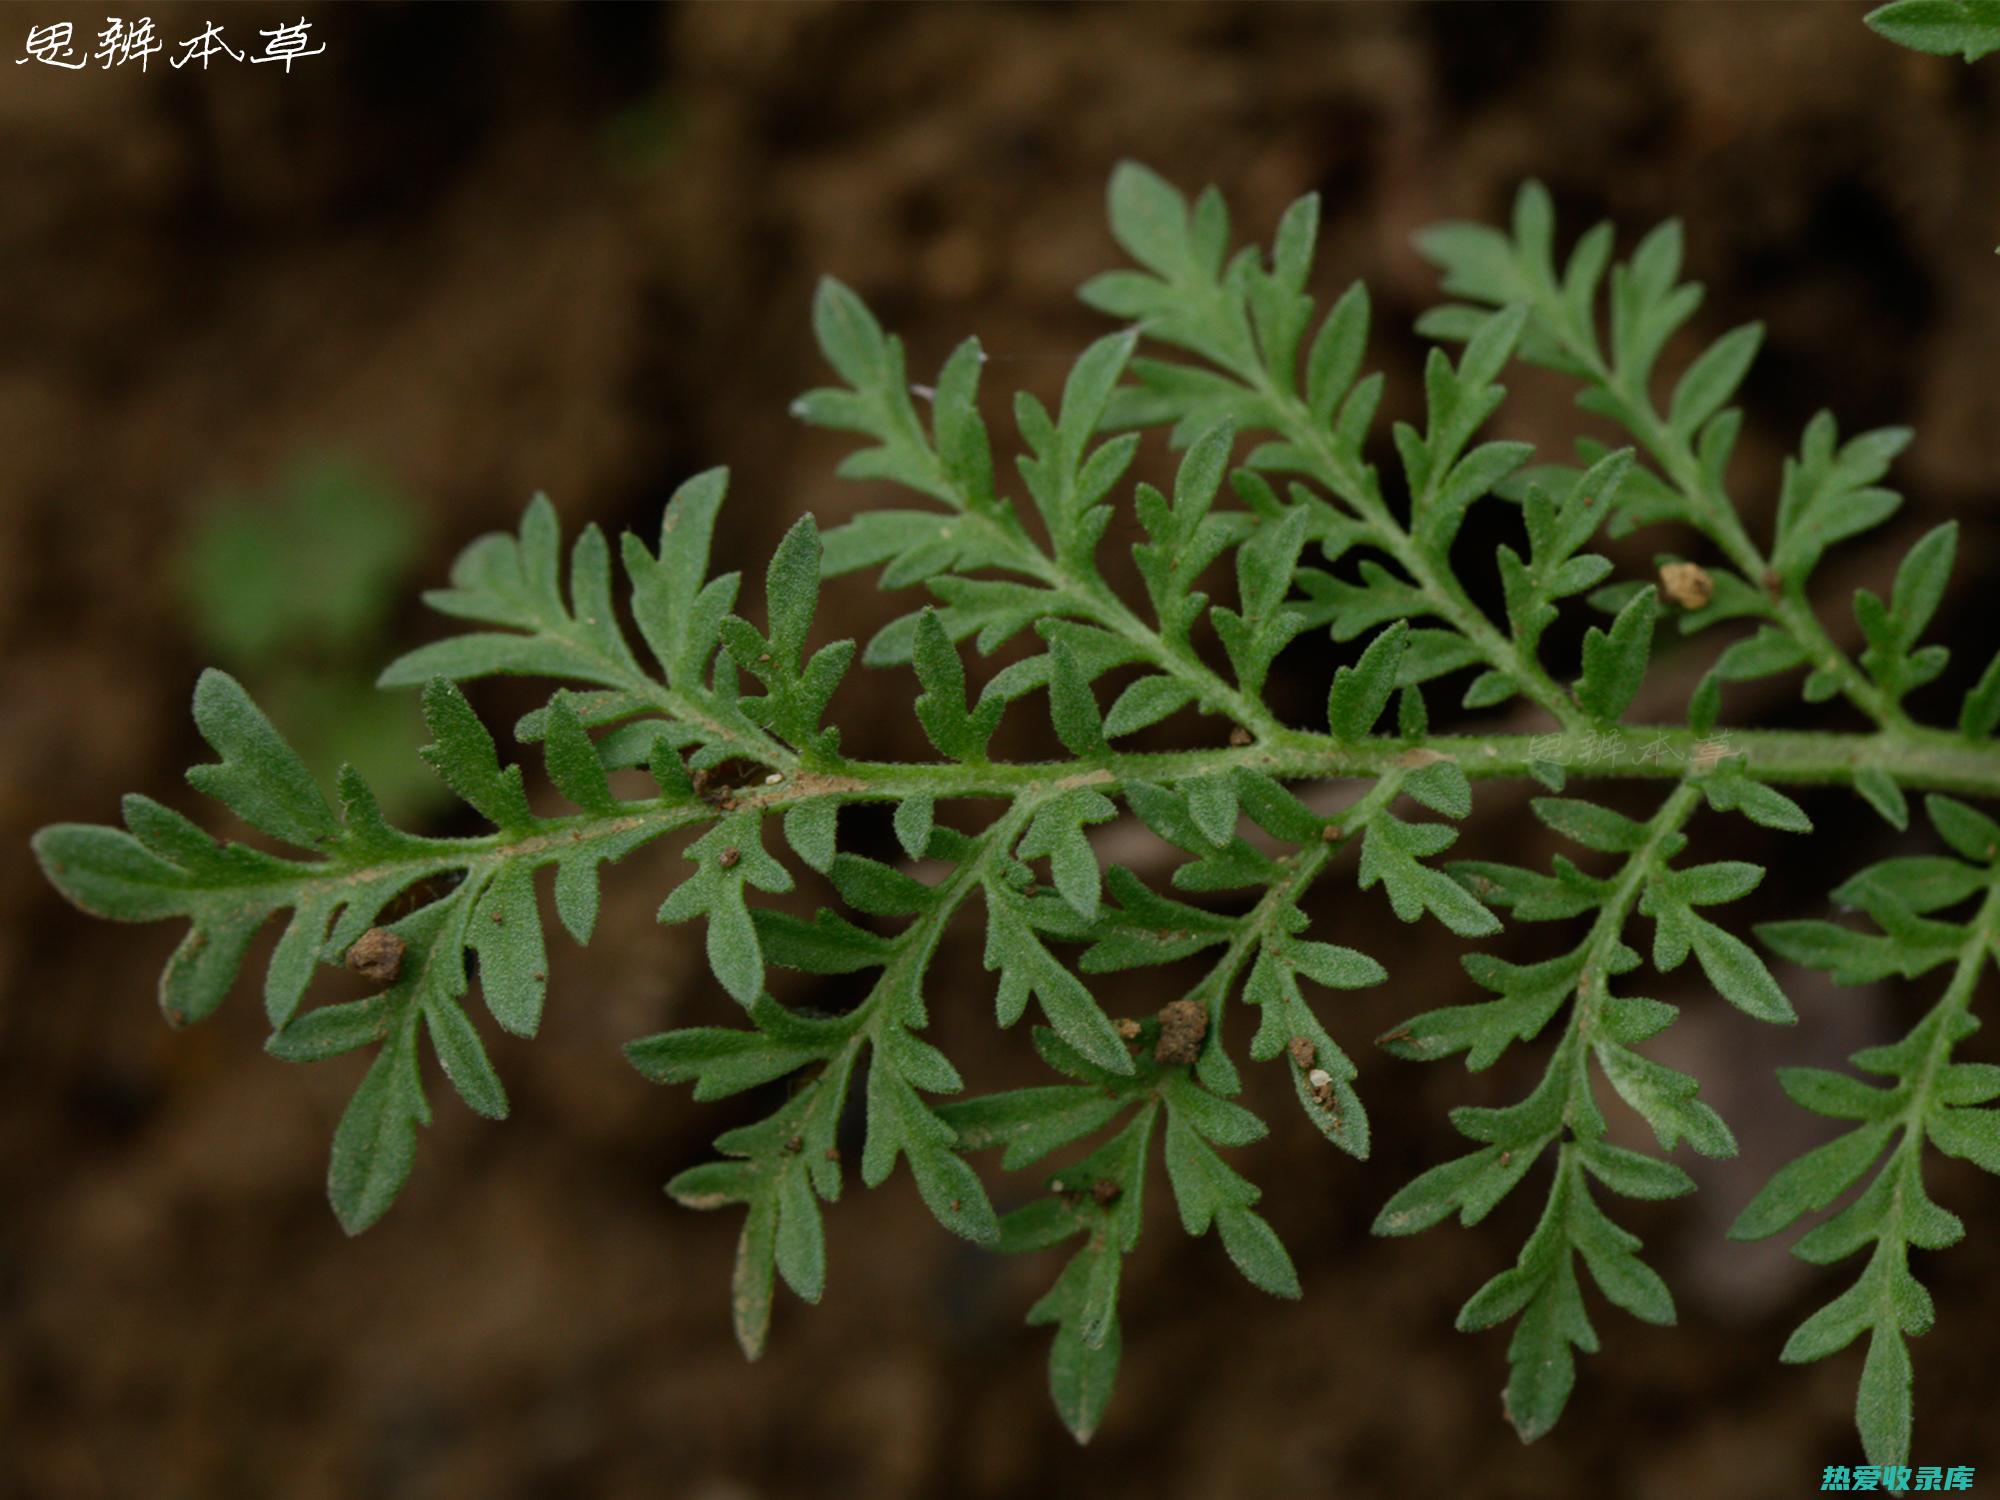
[3,4,1998,1497]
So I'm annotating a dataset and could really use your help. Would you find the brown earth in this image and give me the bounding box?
[3,4,1998,1498]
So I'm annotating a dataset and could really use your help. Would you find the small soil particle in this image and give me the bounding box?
[1154,998,1207,1065]
[346,927,406,984]
[1307,1067,1335,1109]
[1659,561,1713,609]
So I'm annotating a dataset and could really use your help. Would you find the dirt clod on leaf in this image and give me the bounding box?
[1659,561,1713,609]
[345,927,406,984]
[1154,998,1207,1065]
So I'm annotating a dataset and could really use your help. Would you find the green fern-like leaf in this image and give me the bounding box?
[33,159,2000,1463]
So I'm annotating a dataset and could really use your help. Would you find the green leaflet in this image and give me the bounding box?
[1855,766,1911,830]
[1161,1102,1300,1299]
[651,816,1040,1351]
[382,481,778,773]
[967,1014,1309,1441]
[1417,181,1930,733]
[1772,415,1912,592]
[1046,639,1110,759]
[1865,0,2000,61]
[1644,873,1796,1025]
[38,666,677,1232]
[1451,1152,1679,1443]
[1855,522,1956,705]
[419,678,534,831]
[380,496,633,690]
[1698,760,1813,833]
[1245,937,1377,1158]
[863,1048,999,1246]
[721,515,854,765]
[1394,308,1533,556]
[184,668,341,850]
[1747,845,2000,1472]
[328,1003,430,1235]
[1212,501,1310,696]
[1003,1106,1156,1442]
[1574,588,1658,724]
[1017,788,1119,921]
[1928,791,2000,864]
[910,607,1001,761]
[1359,812,1500,937]
[984,875,1132,1075]
[1328,621,1408,741]
[1016,332,1143,569]
[658,810,794,1007]
[1377,782,1779,1436]
[664,1095,838,1358]
[1496,452,1628,665]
